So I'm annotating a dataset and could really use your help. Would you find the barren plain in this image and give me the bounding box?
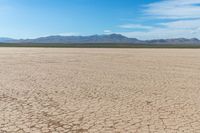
[1,48,200,133]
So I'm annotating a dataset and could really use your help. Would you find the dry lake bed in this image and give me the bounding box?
[1,48,200,133]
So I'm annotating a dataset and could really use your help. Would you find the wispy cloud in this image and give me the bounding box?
[104,30,112,34]
[119,20,200,40]
[119,27,200,40]
[119,24,153,29]
[58,32,80,36]
[118,0,200,39]
[145,0,200,19]
[160,19,200,29]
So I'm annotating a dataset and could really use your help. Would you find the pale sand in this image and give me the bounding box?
[1,48,200,133]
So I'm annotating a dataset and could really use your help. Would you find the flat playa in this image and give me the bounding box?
[1,48,200,133]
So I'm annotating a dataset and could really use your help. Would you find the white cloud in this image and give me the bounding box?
[58,32,80,36]
[145,0,200,19]
[104,30,112,34]
[160,19,200,29]
[119,24,153,29]
[120,27,200,40]
[117,0,200,39]
[119,19,200,40]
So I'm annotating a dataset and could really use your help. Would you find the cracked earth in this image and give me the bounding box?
[1,48,200,133]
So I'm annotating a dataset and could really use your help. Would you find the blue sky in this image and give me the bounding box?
[1,0,200,40]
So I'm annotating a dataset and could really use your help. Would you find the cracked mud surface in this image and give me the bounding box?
[1,48,200,133]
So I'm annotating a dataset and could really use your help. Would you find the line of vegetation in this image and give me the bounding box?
[1,43,200,48]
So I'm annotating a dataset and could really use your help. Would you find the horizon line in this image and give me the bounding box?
[1,33,200,41]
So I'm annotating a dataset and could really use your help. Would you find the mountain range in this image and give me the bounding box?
[1,34,200,44]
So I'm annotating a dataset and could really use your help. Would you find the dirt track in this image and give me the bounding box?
[1,48,200,133]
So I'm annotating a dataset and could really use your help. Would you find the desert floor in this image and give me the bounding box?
[1,48,200,133]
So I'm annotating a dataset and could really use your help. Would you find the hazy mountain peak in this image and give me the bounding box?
[0,37,15,42]
[0,34,200,44]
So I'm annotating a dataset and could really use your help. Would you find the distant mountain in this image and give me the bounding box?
[14,34,140,44]
[1,34,200,44]
[0,37,15,43]
[146,38,200,44]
